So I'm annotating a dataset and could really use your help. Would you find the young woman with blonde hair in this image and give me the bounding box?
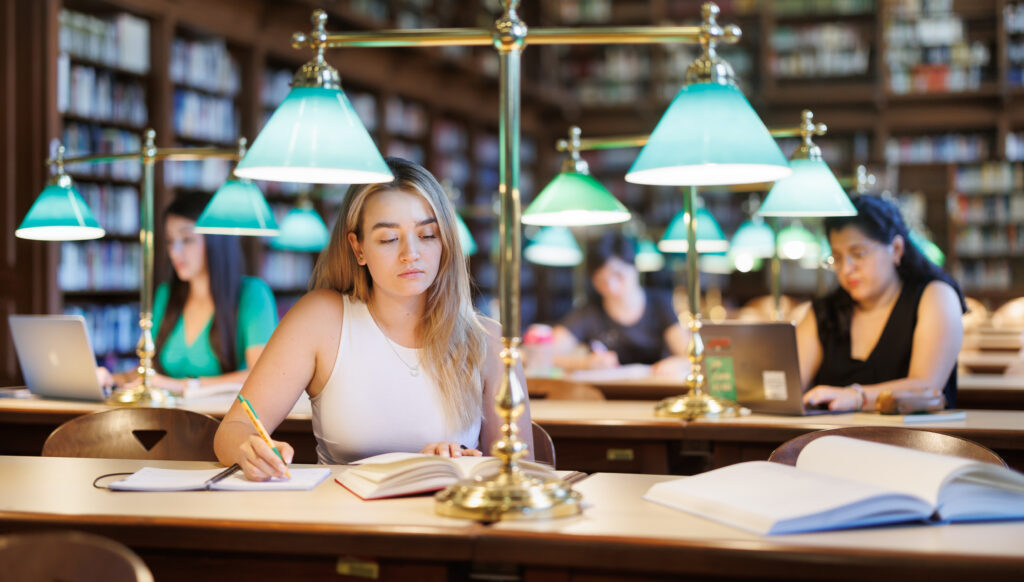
[214,158,533,480]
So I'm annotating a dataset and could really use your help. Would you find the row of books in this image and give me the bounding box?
[59,241,141,292]
[951,259,1015,290]
[949,193,1024,225]
[885,134,989,164]
[384,96,428,140]
[1007,133,1024,162]
[57,59,148,128]
[172,89,240,145]
[771,24,870,79]
[63,303,139,357]
[260,251,316,291]
[163,157,233,192]
[62,123,142,182]
[169,37,241,96]
[770,0,874,16]
[1005,2,1024,34]
[386,140,426,166]
[954,225,1024,256]
[888,62,986,94]
[76,183,140,236]
[261,68,293,109]
[954,162,1024,194]
[58,9,149,74]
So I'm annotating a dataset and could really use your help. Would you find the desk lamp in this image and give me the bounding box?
[18,131,275,406]
[271,196,330,252]
[233,1,788,520]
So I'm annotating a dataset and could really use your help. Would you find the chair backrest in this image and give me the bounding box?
[527,377,605,401]
[42,408,220,461]
[0,531,153,582]
[768,426,1007,467]
[992,297,1024,328]
[531,421,556,468]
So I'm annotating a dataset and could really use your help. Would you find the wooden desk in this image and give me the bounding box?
[682,410,1024,473]
[959,374,1024,410]
[959,351,1021,374]
[1,456,1022,581]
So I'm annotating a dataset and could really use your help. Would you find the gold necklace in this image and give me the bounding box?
[367,303,421,377]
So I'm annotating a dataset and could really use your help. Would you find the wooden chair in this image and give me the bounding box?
[767,426,1006,467]
[992,297,1024,328]
[42,408,220,461]
[531,421,556,468]
[0,531,153,582]
[527,377,605,401]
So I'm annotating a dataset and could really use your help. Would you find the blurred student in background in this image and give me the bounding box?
[551,231,689,378]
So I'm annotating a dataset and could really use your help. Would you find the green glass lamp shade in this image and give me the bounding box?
[626,83,791,186]
[16,181,105,241]
[699,252,735,275]
[235,87,393,184]
[456,213,477,256]
[729,218,775,259]
[759,158,857,217]
[732,253,764,273]
[522,172,630,226]
[523,226,583,267]
[271,205,330,252]
[777,221,818,260]
[800,233,832,269]
[910,228,945,266]
[195,179,280,236]
[634,239,665,272]
[657,207,729,254]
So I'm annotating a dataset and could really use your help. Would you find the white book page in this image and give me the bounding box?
[643,461,930,535]
[796,436,979,506]
[211,468,331,491]
[110,467,224,491]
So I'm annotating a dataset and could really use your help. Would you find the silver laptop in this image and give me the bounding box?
[8,314,109,401]
[701,321,834,416]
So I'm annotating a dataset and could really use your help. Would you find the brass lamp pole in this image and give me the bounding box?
[283,1,754,519]
[43,130,241,406]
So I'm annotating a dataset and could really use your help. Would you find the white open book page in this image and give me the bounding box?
[643,461,931,535]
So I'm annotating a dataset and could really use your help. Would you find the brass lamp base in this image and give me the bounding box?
[654,391,741,419]
[106,386,174,407]
[435,472,582,521]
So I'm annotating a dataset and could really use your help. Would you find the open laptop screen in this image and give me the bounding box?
[8,314,108,401]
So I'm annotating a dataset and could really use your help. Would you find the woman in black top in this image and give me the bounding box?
[552,232,689,377]
[798,195,966,411]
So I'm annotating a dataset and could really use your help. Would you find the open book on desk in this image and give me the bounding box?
[110,466,331,491]
[644,436,1024,535]
[336,452,585,500]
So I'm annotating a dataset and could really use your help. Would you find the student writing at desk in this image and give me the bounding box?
[798,195,967,412]
[550,232,689,378]
[98,193,278,394]
[214,158,533,481]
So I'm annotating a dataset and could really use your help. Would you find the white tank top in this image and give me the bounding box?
[311,295,481,464]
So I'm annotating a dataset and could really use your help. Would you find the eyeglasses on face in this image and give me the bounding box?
[823,241,886,271]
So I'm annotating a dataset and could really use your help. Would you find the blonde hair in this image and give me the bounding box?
[310,158,486,430]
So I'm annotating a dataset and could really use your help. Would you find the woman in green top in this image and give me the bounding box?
[118,193,277,394]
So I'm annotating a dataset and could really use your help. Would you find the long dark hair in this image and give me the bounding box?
[154,193,244,374]
[817,195,966,336]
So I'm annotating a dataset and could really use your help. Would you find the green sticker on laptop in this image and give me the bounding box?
[705,356,736,401]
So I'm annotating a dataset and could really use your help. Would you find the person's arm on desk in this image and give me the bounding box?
[550,325,620,371]
[803,281,963,411]
[650,320,691,378]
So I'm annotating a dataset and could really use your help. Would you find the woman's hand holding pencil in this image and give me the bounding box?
[236,394,294,481]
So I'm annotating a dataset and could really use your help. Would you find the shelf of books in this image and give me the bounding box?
[56,6,148,372]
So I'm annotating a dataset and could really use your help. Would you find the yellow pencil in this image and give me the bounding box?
[237,394,291,478]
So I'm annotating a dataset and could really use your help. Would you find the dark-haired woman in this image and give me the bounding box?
[551,231,688,378]
[798,195,966,412]
[130,193,277,394]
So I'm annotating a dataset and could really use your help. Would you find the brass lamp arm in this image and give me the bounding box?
[47,148,239,168]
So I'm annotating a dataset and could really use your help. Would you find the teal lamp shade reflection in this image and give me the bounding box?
[759,158,857,217]
[195,179,280,236]
[271,204,330,252]
[801,233,832,269]
[910,228,945,266]
[235,87,393,184]
[729,218,775,259]
[657,207,729,254]
[699,252,735,275]
[523,226,583,267]
[456,213,477,256]
[777,221,817,260]
[635,239,665,272]
[16,181,105,240]
[626,83,790,186]
[522,172,630,226]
